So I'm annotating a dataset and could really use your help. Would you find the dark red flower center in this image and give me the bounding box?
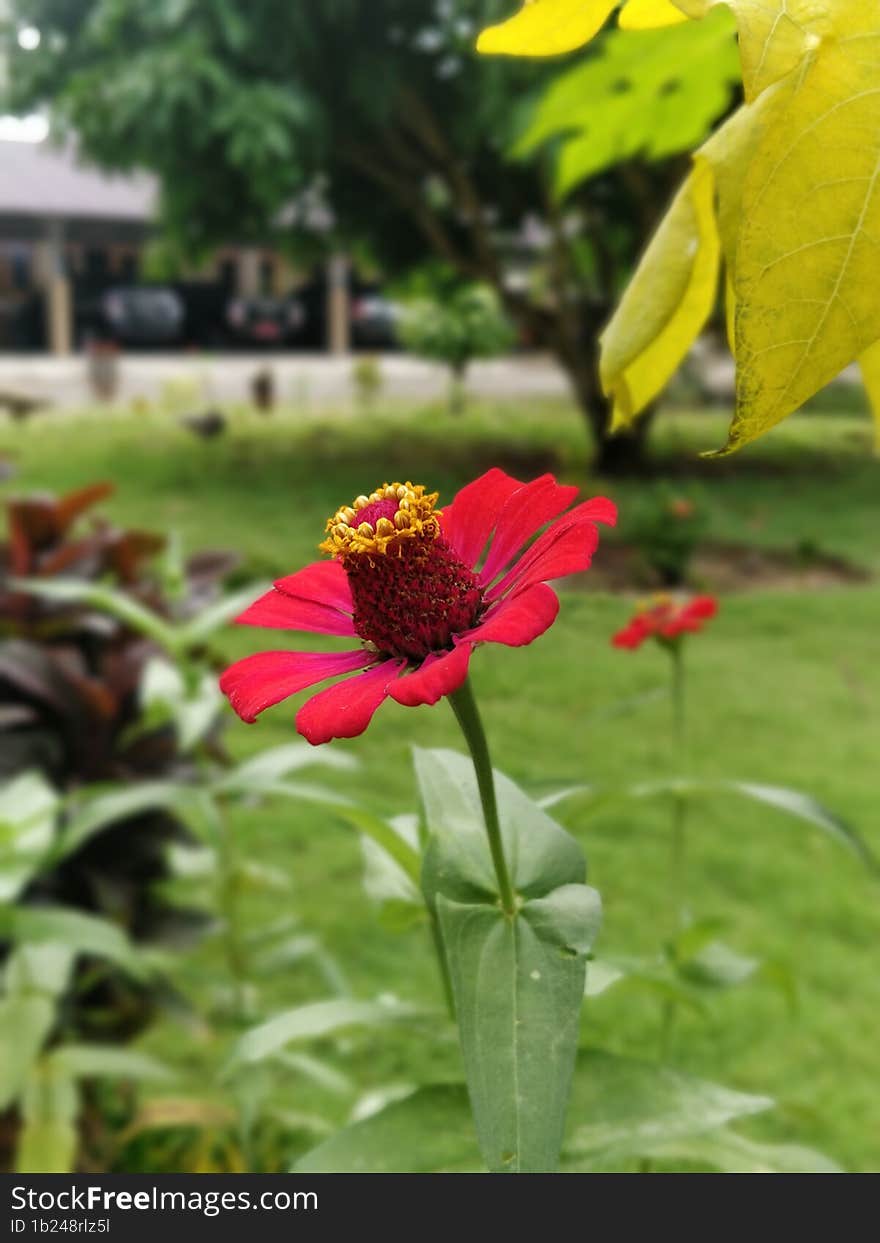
[345,539,483,661]
[320,481,484,662]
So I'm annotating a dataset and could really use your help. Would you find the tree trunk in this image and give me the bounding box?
[563,346,655,477]
[500,290,656,476]
[448,361,468,415]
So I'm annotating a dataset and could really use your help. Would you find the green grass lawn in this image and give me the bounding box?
[3,398,879,1171]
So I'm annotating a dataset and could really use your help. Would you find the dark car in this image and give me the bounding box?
[173,281,230,348]
[351,292,402,349]
[77,286,185,349]
[296,270,401,350]
[224,295,306,348]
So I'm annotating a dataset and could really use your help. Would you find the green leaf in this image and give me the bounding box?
[669,916,728,964]
[4,945,74,999]
[437,884,601,1172]
[0,996,55,1110]
[294,1084,478,1173]
[0,771,58,902]
[584,958,626,997]
[294,1051,782,1174]
[360,813,422,914]
[618,778,878,871]
[565,1049,773,1167]
[417,748,599,1173]
[625,1125,843,1172]
[7,577,178,651]
[331,805,422,887]
[276,1052,354,1098]
[600,157,720,429]
[679,938,758,985]
[720,781,879,871]
[516,12,740,197]
[217,742,357,796]
[228,998,421,1068]
[417,748,585,902]
[7,576,269,658]
[140,657,222,752]
[0,906,149,979]
[59,780,195,860]
[586,954,707,1013]
[16,1061,79,1175]
[49,1046,174,1082]
[673,939,799,1010]
[178,581,270,647]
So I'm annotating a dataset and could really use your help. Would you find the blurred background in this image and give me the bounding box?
[0,1,877,1174]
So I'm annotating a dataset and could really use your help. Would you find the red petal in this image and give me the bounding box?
[275,560,354,614]
[296,658,406,745]
[612,622,649,649]
[236,587,356,636]
[568,496,617,529]
[487,496,616,601]
[220,649,374,724]
[466,583,559,647]
[389,642,473,708]
[662,596,718,638]
[479,475,579,585]
[440,468,523,568]
[492,519,601,601]
[685,596,718,621]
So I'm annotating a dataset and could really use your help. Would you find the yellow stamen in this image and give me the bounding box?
[320,481,442,557]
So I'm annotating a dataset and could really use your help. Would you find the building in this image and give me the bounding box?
[0,137,350,353]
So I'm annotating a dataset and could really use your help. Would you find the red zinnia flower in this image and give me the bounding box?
[220,469,616,744]
[612,593,718,650]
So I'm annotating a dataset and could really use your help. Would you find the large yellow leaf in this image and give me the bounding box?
[724,35,880,453]
[478,0,826,98]
[699,74,794,269]
[619,0,689,29]
[600,159,720,429]
[598,78,791,428]
[674,1,829,100]
[475,0,618,56]
[858,340,880,454]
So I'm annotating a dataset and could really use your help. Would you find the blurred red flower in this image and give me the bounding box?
[221,469,615,744]
[612,594,718,650]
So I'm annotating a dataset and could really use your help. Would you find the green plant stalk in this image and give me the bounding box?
[202,792,249,1018]
[670,640,688,910]
[428,907,456,1021]
[662,640,688,1059]
[448,677,517,917]
[414,798,457,1020]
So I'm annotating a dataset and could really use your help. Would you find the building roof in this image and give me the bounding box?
[0,138,156,222]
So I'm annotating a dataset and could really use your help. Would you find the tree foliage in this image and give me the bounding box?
[4,0,737,469]
[400,284,514,410]
[480,0,880,453]
[514,10,740,198]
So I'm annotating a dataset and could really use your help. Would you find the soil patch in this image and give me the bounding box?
[579,541,870,594]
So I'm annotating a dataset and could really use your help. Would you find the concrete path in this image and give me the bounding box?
[0,351,573,412]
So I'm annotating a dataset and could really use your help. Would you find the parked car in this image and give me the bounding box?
[173,280,230,349]
[224,295,307,348]
[76,286,185,349]
[296,270,402,349]
[351,292,402,349]
[0,293,45,351]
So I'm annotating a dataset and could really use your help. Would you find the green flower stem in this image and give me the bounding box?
[428,907,457,1021]
[669,640,688,916]
[202,791,249,1018]
[661,640,689,1059]
[449,676,517,918]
